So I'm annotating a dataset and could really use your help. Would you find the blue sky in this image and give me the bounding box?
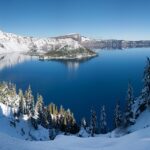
[0,0,150,40]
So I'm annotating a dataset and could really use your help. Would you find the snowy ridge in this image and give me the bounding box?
[0,30,94,57]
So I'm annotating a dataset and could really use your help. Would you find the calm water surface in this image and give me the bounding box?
[0,48,150,128]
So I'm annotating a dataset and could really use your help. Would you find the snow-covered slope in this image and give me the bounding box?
[0,100,150,150]
[0,120,150,150]
[0,30,96,59]
[128,108,150,132]
[0,102,50,140]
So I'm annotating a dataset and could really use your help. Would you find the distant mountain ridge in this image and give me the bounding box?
[0,30,150,59]
[0,30,96,59]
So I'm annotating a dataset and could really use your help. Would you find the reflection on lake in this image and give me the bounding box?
[0,53,34,70]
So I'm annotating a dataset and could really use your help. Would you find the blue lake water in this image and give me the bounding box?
[0,48,150,128]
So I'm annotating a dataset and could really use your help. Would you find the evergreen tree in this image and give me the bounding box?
[47,107,53,128]
[18,89,25,115]
[35,94,47,127]
[40,107,48,128]
[35,94,44,114]
[30,96,35,115]
[64,111,70,135]
[124,83,135,127]
[59,105,65,115]
[143,57,150,107]
[81,117,87,129]
[90,109,97,137]
[78,117,88,137]
[25,85,34,115]
[31,116,38,130]
[100,105,107,134]
[12,84,16,96]
[48,103,56,114]
[114,101,122,128]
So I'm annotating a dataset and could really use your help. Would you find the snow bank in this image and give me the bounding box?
[128,108,150,132]
[0,102,150,150]
[0,102,49,140]
[0,126,150,150]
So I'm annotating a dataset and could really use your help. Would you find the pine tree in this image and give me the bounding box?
[90,109,97,137]
[64,111,70,135]
[25,85,34,115]
[31,116,38,130]
[81,117,87,129]
[48,103,56,114]
[30,96,35,115]
[59,105,65,115]
[40,107,48,128]
[114,101,122,128]
[47,106,53,128]
[100,105,107,134]
[78,117,88,137]
[35,94,47,127]
[18,89,25,115]
[12,84,16,96]
[124,82,135,127]
[143,57,150,107]
[35,94,44,114]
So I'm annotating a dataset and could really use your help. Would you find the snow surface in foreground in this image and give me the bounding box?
[0,127,150,150]
[0,100,150,150]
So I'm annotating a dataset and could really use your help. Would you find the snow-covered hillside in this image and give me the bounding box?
[0,81,150,150]
[0,103,50,140]
[0,101,150,150]
[0,30,96,59]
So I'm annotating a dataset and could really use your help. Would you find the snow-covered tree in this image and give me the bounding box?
[142,57,150,107]
[47,108,53,128]
[81,117,87,129]
[39,107,48,128]
[124,83,135,127]
[114,101,122,128]
[25,85,34,115]
[18,89,26,115]
[35,94,48,128]
[78,117,89,137]
[35,94,44,114]
[64,111,71,135]
[59,105,65,115]
[90,109,97,137]
[49,103,58,115]
[100,105,107,134]
[31,116,38,130]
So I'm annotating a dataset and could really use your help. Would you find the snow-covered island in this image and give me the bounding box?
[0,30,97,60]
[0,57,150,150]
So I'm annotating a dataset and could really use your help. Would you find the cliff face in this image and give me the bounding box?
[81,40,150,49]
[56,34,150,49]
